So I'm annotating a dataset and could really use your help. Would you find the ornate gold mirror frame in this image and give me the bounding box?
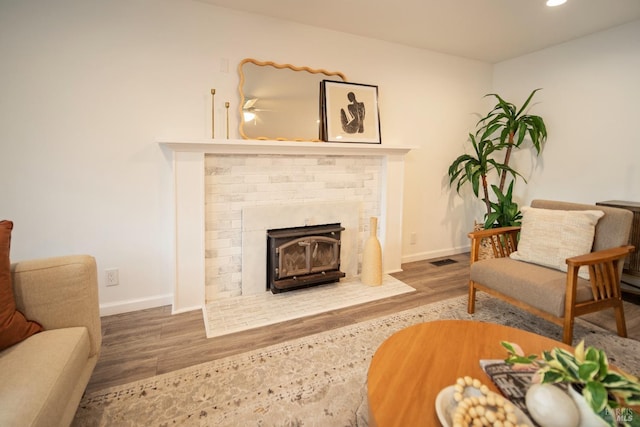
[238,58,346,141]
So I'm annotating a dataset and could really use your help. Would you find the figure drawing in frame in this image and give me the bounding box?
[321,80,381,144]
[341,91,365,134]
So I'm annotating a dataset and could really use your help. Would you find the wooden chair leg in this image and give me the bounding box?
[562,316,574,345]
[468,281,476,314]
[614,304,628,338]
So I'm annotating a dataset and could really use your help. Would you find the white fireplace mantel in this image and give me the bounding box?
[160,139,414,314]
[160,139,413,157]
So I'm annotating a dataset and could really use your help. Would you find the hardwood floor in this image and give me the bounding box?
[86,253,640,393]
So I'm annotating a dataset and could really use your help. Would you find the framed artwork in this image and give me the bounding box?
[320,80,381,144]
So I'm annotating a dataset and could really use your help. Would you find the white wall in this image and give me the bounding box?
[492,20,640,206]
[0,0,492,314]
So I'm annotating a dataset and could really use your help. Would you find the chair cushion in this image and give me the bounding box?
[0,221,42,351]
[509,206,604,279]
[530,200,633,253]
[471,257,594,317]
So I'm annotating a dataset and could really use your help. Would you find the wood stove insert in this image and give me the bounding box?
[267,223,346,293]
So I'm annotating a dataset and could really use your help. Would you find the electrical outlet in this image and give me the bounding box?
[105,268,119,287]
[410,233,417,245]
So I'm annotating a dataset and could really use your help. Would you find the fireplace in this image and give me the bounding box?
[267,223,346,293]
[161,139,411,313]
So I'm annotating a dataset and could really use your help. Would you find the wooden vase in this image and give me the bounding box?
[361,217,383,286]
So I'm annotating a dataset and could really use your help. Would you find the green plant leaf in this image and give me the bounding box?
[584,382,608,413]
[553,348,580,379]
[539,369,565,383]
[514,122,526,146]
[602,372,635,388]
[579,361,601,381]
[515,88,542,117]
[626,393,640,406]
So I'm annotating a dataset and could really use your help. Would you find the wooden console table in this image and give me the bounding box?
[597,200,640,292]
[367,320,571,427]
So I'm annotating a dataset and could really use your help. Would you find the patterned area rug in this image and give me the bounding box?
[73,294,640,427]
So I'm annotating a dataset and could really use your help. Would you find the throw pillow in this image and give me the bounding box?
[509,206,604,279]
[0,220,43,351]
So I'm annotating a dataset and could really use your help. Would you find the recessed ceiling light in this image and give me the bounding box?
[546,0,567,6]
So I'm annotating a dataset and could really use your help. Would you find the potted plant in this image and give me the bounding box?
[503,341,640,426]
[447,89,548,229]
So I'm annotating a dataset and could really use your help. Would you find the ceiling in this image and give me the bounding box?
[196,0,640,63]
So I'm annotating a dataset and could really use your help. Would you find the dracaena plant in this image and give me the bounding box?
[447,132,520,218]
[447,89,547,228]
[478,89,547,192]
[483,181,522,229]
[502,341,640,427]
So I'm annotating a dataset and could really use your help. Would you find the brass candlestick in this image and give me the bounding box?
[210,89,216,139]
[225,102,230,139]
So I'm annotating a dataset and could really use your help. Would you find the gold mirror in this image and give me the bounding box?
[238,59,346,141]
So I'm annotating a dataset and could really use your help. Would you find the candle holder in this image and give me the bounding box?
[225,102,230,139]
[210,89,216,139]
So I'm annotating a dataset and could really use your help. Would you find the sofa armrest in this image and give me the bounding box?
[10,255,101,358]
[468,226,520,262]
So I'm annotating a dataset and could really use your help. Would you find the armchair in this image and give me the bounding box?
[468,200,634,345]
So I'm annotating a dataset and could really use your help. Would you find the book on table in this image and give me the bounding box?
[479,360,538,420]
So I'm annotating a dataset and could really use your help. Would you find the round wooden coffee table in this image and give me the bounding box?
[367,320,571,427]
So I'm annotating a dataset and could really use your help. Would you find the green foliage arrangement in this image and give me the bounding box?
[503,341,640,427]
[447,89,547,228]
[484,181,522,229]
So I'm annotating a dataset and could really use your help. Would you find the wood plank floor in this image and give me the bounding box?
[86,253,640,393]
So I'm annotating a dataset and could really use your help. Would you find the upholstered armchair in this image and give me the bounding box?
[467,200,634,345]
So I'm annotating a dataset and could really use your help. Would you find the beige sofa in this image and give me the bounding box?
[0,255,101,427]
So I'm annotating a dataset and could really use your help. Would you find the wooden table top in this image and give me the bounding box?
[367,320,571,427]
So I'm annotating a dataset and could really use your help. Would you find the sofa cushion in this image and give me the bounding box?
[0,327,90,426]
[471,257,594,317]
[0,220,42,351]
[509,206,604,279]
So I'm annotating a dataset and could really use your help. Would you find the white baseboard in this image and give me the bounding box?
[401,246,470,264]
[98,246,472,317]
[171,304,204,315]
[99,294,174,317]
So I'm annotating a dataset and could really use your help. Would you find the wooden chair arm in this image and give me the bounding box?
[565,245,635,302]
[468,226,521,262]
[467,225,521,240]
[566,245,635,267]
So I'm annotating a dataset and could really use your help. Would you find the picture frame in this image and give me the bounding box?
[320,80,381,144]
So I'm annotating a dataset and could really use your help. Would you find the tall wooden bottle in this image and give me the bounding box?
[361,217,383,286]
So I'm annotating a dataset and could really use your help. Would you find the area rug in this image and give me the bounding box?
[73,294,640,427]
[204,274,415,337]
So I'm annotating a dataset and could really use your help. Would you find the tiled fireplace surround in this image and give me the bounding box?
[161,140,412,313]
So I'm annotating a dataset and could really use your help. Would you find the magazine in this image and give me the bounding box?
[480,359,539,421]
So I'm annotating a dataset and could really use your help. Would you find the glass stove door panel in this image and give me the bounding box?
[278,238,311,278]
[276,236,341,279]
[309,237,339,273]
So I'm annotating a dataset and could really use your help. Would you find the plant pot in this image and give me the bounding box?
[473,221,495,260]
[567,385,608,427]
